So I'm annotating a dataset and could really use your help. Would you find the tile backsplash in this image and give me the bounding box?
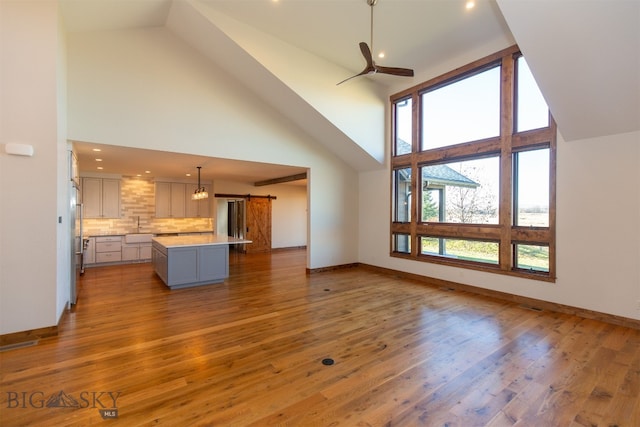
[82,176,214,236]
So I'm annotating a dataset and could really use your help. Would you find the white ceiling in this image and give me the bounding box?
[61,0,512,77]
[72,141,308,185]
[62,0,640,183]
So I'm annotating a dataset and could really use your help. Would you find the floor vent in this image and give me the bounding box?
[0,340,39,352]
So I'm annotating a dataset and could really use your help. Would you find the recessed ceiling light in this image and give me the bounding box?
[97,166,103,170]
[465,0,475,10]
[186,173,192,177]
[136,174,142,177]
[92,148,101,152]
[95,158,102,162]
[378,52,385,59]
[145,170,151,174]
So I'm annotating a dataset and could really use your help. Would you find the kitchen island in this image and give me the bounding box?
[152,235,251,289]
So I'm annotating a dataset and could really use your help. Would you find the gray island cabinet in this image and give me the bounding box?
[151,235,251,289]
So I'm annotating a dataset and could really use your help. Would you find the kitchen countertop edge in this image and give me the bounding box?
[152,235,251,248]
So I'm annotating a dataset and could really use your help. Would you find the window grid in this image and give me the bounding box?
[390,45,556,281]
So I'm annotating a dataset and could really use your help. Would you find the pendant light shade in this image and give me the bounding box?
[192,166,209,200]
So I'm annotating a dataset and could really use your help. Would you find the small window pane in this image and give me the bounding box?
[514,148,549,227]
[393,234,411,254]
[421,237,499,265]
[421,66,500,150]
[422,188,442,222]
[421,157,499,224]
[393,168,412,222]
[516,57,549,132]
[515,244,549,272]
[394,98,412,155]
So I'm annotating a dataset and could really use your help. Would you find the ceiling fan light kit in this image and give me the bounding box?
[337,0,414,85]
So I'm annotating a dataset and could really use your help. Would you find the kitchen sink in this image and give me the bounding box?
[125,233,153,244]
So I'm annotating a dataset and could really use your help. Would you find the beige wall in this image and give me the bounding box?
[359,128,640,320]
[1,1,63,334]
[66,27,357,272]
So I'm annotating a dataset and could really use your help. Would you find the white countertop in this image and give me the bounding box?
[152,235,251,248]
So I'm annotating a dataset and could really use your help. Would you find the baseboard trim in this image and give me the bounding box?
[272,246,307,252]
[359,263,640,330]
[0,325,57,347]
[0,302,72,347]
[306,263,359,274]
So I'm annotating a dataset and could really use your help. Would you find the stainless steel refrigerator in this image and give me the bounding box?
[70,151,83,305]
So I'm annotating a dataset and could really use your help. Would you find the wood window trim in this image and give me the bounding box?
[390,45,557,282]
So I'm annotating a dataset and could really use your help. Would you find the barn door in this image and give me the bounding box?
[245,197,272,253]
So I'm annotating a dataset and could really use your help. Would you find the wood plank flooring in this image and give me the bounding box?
[1,249,639,426]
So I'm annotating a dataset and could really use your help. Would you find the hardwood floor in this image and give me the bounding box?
[1,249,639,426]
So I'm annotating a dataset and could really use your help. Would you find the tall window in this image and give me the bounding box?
[391,46,556,281]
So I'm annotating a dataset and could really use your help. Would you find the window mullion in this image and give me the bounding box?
[499,55,515,272]
[410,156,419,257]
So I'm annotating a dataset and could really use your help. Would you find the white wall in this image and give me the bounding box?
[0,1,64,335]
[214,180,307,249]
[67,27,355,270]
[359,129,640,321]
[56,11,70,325]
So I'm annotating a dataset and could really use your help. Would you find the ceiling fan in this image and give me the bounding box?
[337,0,414,85]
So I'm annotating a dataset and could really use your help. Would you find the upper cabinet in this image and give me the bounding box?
[156,181,211,218]
[155,182,186,218]
[82,177,121,218]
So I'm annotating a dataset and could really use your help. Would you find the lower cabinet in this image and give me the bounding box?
[85,236,152,266]
[152,242,228,289]
[122,243,152,262]
[83,237,95,265]
[95,236,122,263]
[152,246,168,284]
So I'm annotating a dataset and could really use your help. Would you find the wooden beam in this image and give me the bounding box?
[254,172,307,187]
[214,193,277,200]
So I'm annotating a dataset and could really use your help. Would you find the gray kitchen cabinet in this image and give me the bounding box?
[151,245,168,284]
[82,177,120,218]
[155,182,186,218]
[152,237,232,289]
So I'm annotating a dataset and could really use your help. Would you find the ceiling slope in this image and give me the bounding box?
[497,0,640,141]
[166,0,386,172]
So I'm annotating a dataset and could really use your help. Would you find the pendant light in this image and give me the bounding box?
[192,166,209,200]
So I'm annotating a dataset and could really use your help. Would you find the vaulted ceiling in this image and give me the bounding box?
[61,0,639,182]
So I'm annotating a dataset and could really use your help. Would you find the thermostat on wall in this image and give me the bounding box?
[4,143,34,157]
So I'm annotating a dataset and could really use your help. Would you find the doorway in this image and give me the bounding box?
[226,199,246,253]
[222,197,272,253]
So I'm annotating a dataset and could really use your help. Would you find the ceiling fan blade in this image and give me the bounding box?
[337,42,377,85]
[375,65,414,77]
[336,68,372,86]
[359,42,375,69]
[336,2,414,86]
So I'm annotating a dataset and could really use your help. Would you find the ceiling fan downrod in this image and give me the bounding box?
[368,0,377,53]
[336,0,414,85]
